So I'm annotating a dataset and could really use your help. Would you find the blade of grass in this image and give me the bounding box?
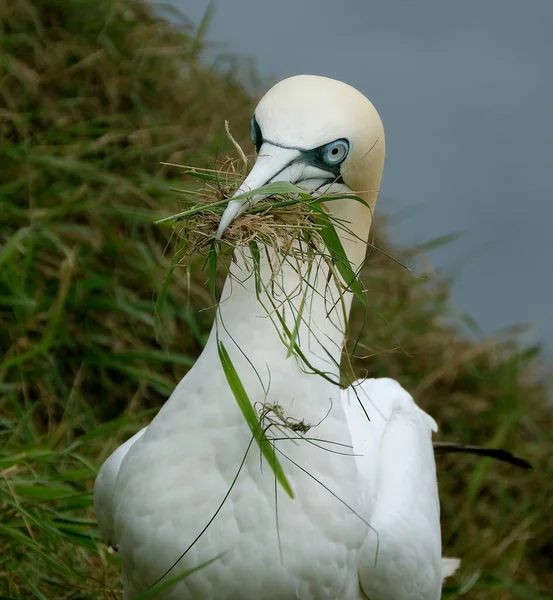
[314,213,368,308]
[216,339,294,499]
[134,555,224,600]
[248,240,262,297]
[285,262,311,358]
[208,243,218,305]
[154,198,232,224]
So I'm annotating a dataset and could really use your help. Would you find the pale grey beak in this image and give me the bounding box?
[216,144,301,239]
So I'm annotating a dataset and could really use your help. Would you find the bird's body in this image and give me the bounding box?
[111,249,371,600]
[95,75,452,599]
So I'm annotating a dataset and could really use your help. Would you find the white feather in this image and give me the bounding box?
[342,378,445,600]
[94,428,146,548]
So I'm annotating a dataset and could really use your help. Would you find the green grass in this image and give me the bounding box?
[1,0,552,598]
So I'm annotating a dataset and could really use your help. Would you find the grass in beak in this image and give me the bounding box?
[156,150,370,311]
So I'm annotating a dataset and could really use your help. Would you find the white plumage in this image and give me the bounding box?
[95,75,457,599]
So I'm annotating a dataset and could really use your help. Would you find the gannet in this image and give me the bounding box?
[95,75,453,599]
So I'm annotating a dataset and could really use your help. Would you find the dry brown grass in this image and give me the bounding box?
[164,159,322,258]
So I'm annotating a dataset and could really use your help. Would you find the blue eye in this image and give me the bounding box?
[322,140,349,165]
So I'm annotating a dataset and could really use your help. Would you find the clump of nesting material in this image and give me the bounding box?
[156,128,368,306]
[158,157,326,261]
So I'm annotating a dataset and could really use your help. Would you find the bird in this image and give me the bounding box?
[94,75,524,599]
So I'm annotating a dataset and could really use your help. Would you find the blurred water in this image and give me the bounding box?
[162,0,553,353]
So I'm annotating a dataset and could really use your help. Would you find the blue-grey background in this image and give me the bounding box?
[164,0,553,352]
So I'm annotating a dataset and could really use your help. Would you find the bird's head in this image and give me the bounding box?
[216,74,385,267]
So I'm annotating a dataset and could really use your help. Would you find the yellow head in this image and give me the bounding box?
[217,75,385,268]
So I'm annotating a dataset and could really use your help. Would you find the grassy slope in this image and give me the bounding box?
[0,0,551,598]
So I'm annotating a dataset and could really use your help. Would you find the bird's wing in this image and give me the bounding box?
[341,378,446,600]
[94,427,147,549]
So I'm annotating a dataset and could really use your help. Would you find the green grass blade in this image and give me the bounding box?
[0,226,32,267]
[154,198,231,224]
[12,484,77,501]
[311,192,371,208]
[285,262,311,358]
[248,241,262,297]
[230,181,311,201]
[208,243,218,304]
[216,340,294,499]
[133,555,224,600]
[315,213,368,308]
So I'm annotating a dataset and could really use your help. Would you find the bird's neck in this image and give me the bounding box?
[211,244,353,382]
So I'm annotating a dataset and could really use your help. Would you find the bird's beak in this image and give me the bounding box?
[216,144,302,238]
